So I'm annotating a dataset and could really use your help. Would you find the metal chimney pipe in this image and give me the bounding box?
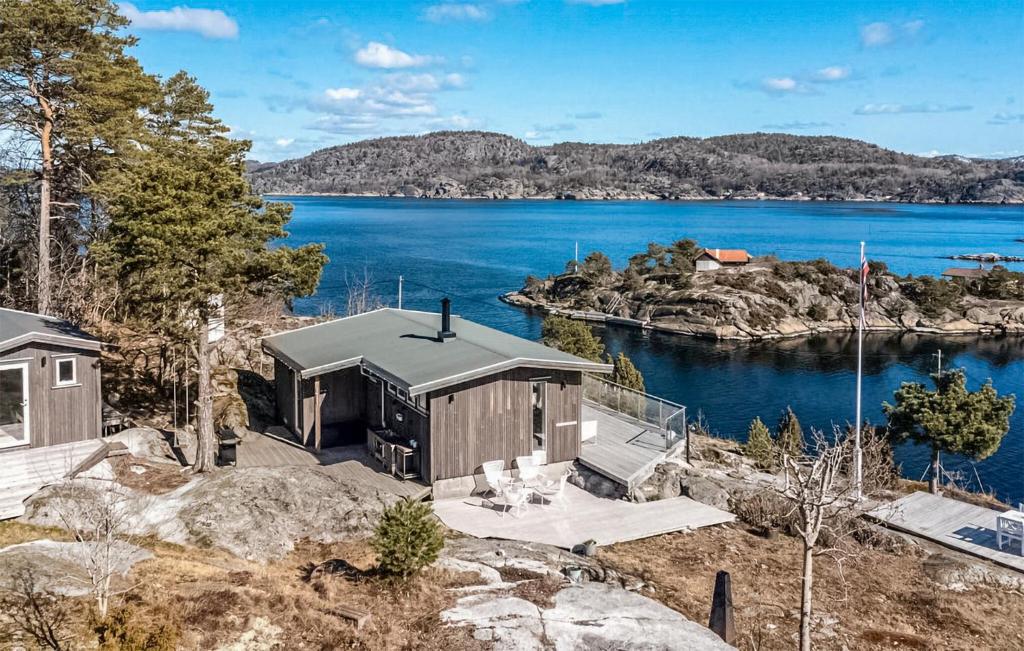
[438,298,456,340]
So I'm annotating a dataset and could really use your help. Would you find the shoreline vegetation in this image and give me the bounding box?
[501,241,1024,341]
[247,131,1024,204]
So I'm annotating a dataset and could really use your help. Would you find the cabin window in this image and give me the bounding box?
[531,380,546,451]
[54,357,77,387]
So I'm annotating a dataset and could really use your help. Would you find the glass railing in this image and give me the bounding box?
[582,374,687,450]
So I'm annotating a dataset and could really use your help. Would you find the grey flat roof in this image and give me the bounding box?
[262,308,611,395]
[0,307,100,354]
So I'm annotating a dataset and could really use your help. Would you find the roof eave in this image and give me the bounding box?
[409,358,612,396]
[0,332,102,355]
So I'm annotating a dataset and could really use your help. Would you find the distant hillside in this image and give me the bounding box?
[248,131,1024,203]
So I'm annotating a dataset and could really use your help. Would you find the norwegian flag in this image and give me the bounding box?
[859,255,870,306]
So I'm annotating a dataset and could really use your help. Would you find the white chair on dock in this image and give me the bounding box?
[535,471,571,510]
[996,509,1024,555]
[482,459,505,499]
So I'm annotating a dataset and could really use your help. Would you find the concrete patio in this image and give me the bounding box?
[432,483,734,549]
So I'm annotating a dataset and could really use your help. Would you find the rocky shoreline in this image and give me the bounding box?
[504,254,1024,341]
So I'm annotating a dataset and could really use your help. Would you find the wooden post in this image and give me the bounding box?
[314,375,322,452]
[709,570,735,645]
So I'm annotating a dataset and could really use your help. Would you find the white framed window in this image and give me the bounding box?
[54,356,77,387]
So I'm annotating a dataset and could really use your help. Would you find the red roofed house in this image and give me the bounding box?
[695,248,752,272]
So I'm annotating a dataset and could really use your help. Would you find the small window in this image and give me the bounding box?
[55,357,76,386]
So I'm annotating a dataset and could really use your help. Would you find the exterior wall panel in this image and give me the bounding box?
[0,342,101,449]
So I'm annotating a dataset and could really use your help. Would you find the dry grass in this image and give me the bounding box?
[2,524,484,650]
[600,523,1024,651]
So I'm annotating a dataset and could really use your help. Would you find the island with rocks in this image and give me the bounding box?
[501,240,1024,340]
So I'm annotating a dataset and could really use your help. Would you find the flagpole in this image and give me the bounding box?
[854,241,865,499]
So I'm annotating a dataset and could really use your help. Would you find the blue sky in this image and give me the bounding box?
[119,0,1024,162]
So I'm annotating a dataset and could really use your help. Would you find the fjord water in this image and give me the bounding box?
[273,196,1024,504]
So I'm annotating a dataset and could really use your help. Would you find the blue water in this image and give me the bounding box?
[272,197,1024,504]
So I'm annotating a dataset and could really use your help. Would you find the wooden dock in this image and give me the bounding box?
[236,430,430,501]
[577,402,686,492]
[869,491,1024,574]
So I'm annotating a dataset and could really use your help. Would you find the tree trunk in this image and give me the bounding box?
[929,446,940,494]
[799,545,813,651]
[37,126,53,315]
[193,318,217,472]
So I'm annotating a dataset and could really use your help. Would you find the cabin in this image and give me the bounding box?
[941,267,989,281]
[0,308,103,451]
[695,248,752,271]
[261,300,611,488]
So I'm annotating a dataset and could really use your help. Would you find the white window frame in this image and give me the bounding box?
[54,356,77,387]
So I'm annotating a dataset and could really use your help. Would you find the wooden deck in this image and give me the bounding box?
[433,484,734,549]
[576,402,685,492]
[237,429,430,501]
[869,492,1024,574]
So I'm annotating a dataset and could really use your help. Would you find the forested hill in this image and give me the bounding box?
[247,131,1024,203]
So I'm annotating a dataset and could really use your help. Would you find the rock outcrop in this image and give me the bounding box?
[506,255,1024,340]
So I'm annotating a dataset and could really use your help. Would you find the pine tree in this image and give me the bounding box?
[541,315,604,362]
[776,407,804,460]
[0,0,156,314]
[744,417,774,469]
[884,369,1015,494]
[610,352,645,393]
[95,73,326,472]
[372,500,444,578]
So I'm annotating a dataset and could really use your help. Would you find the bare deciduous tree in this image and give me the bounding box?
[345,267,386,316]
[774,427,892,651]
[47,479,146,619]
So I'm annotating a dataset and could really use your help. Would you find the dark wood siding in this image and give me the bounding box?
[0,342,101,449]
[426,368,581,482]
[273,359,298,435]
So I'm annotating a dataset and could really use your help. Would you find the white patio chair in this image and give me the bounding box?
[534,471,570,510]
[504,482,530,518]
[516,455,540,485]
[482,459,505,499]
[996,512,1024,554]
[532,450,547,466]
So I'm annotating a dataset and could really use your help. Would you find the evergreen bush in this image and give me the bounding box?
[744,417,774,469]
[775,407,804,459]
[371,500,444,578]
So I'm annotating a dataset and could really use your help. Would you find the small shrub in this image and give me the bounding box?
[93,606,178,651]
[806,303,829,321]
[371,500,444,579]
[775,407,804,459]
[744,417,774,469]
[734,491,795,536]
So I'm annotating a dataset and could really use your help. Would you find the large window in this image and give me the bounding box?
[54,356,77,387]
[0,363,29,447]
[531,380,546,451]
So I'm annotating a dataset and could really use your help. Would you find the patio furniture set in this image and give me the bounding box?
[482,452,571,518]
[996,505,1024,556]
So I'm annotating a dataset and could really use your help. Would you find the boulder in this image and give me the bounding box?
[679,476,731,511]
[106,427,177,464]
[0,539,151,597]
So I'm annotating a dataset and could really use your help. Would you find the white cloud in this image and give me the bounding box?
[524,122,576,140]
[274,138,295,147]
[354,42,435,69]
[813,66,851,82]
[761,121,832,131]
[424,114,479,130]
[423,3,489,22]
[854,103,972,115]
[118,2,238,39]
[325,87,362,101]
[382,73,466,93]
[860,20,924,47]
[762,77,798,92]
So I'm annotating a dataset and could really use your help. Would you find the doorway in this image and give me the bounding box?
[0,362,29,449]
[531,379,546,451]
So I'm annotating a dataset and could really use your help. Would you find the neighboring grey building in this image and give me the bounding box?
[0,308,103,451]
[262,300,610,485]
